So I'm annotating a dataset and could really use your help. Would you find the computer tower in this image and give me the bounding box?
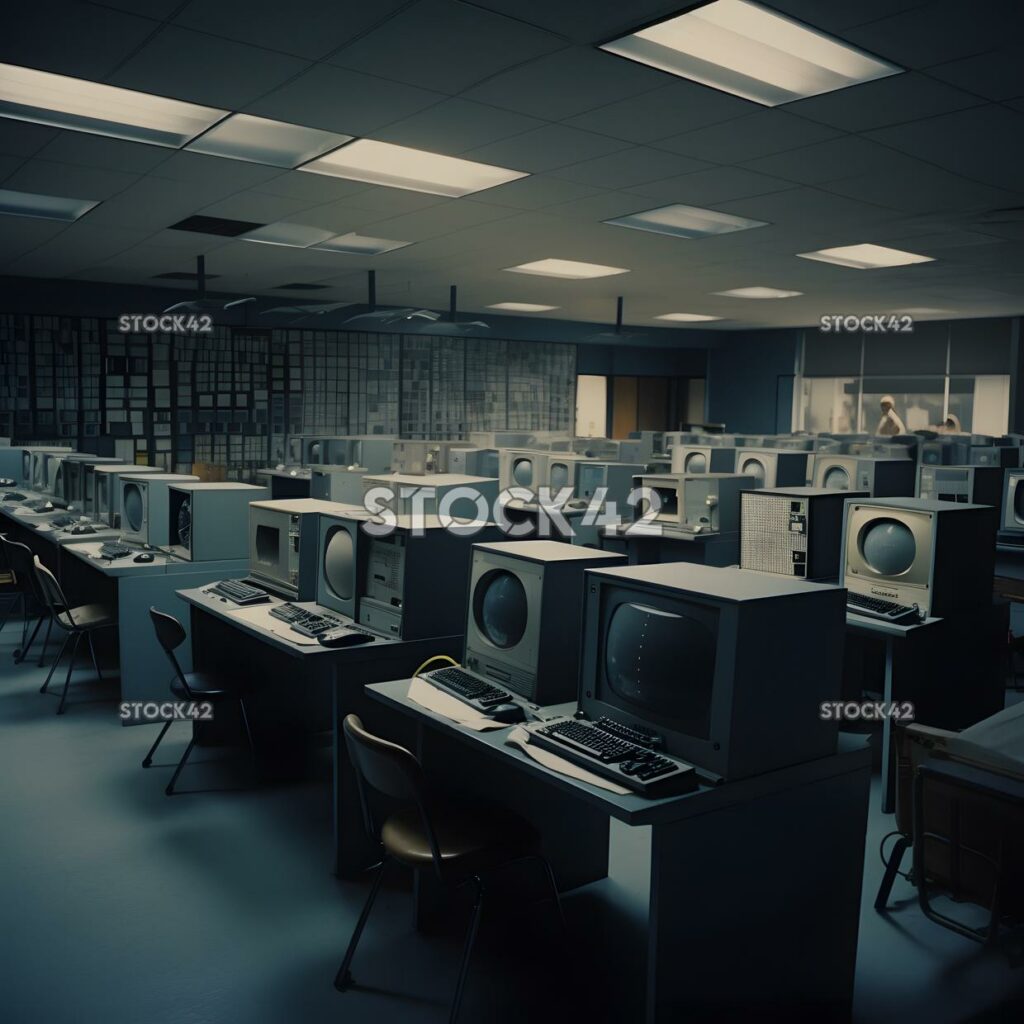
[740,487,867,581]
[315,506,377,619]
[575,462,646,506]
[167,482,270,561]
[498,450,549,494]
[733,449,807,489]
[358,517,504,640]
[577,562,845,780]
[811,454,916,496]
[119,474,200,545]
[390,440,464,475]
[449,447,499,478]
[463,540,626,703]
[248,498,342,600]
[918,465,1003,508]
[842,497,996,618]
[92,464,162,526]
[362,473,498,519]
[635,473,759,535]
[309,465,369,505]
[671,445,738,474]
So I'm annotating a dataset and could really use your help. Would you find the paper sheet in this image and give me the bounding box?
[506,726,631,795]
[408,676,509,731]
[228,604,322,646]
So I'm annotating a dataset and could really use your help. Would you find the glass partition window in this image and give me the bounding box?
[798,377,857,433]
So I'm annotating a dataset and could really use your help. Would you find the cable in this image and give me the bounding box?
[412,654,458,680]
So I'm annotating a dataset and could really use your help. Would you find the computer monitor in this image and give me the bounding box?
[635,473,760,535]
[300,436,332,466]
[248,498,343,600]
[63,456,122,508]
[1002,469,1024,535]
[167,482,270,561]
[498,450,549,494]
[918,465,1003,508]
[119,473,200,545]
[733,448,807,489]
[970,445,1019,469]
[358,516,504,640]
[671,445,737,474]
[842,497,996,618]
[92,464,162,526]
[0,446,70,487]
[571,437,621,460]
[449,447,499,478]
[390,440,465,475]
[627,430,665,459]
[575,462,646,506]
[315,506,376,618]
[362,473,498,518]
[468,431,536,449]
[577,563,845,781]
[464,540,626,704]
[309,465,369,505]
[545,453,591,495]
[811,454,916,496]
[322,436,396,472]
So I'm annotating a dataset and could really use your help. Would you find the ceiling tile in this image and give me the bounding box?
[2,159,139,200]
[464,124,628,173]
[197,192,325,224]
[549,147,712,189]
[357,199,520,242]
[926,47,1024,101]
[326,0,564,94]
[108,25,311,109]
[33,132,171,175]
[760,0,930,32]
[248,172,370,204]
[146,151,285,189]
[630,166,795,205]
[461,175,605,210]
[0,120,59,159]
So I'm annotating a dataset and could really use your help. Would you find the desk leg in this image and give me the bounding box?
[881,636,895,814]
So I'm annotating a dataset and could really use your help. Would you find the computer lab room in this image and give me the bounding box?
[2,1,1024,1022]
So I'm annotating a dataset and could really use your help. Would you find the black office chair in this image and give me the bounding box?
[336,714,565,1023]
[144,608,256,796]
[0,534,52,664]
[33,557,116,715]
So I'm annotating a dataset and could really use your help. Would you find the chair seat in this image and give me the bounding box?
[381,801,539,876]
[57,603,115,630]
[170,671,237,700]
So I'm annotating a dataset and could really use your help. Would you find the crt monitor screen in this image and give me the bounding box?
[511,454,536,487]
[1012,477,1024,526]
[595,586,718,741]
[473,570,529,649]
[322,524,356,606]
[821,461,852,490]
[255,524,280,569]
[122,481,146,534]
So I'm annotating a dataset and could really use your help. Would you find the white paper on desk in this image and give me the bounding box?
[229,604,321,646]
[408,676,508,731]
[505,727,631,795]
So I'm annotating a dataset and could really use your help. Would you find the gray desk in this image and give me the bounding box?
[600,523,739,566]
[369,678,872,1024]
[176,587,461,874]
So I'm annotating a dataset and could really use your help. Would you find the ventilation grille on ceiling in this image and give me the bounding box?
[168,215,265,236]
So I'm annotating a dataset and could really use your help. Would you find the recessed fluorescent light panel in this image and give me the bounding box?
[600,0,902,106]
[186,113,352,168]
[606,203,767,238]
[797,243,935,269]
[299,139,527,197]
[655,313,722,322]
[503,259,629,280]
[0,187,98,221]
[243,223,335,248]
[714,286,802,298]
[488,302,560,312]
[311,232,411,255]
[0,62,227,147]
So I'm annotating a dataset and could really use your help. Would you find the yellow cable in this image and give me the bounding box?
[412,653,458,679]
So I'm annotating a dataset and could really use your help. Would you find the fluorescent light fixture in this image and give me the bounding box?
[311,232,411,255]
[299,139,527,197]
[797,242,935,269]
[503,258,629,280]
[655,312,723,322]
[714,286,802,298]
[606,203,767,238]
[186,113,351,168]
[243,223,335,248]
[0,61,227,147]
[600,0,902,106]
[0,187,98,221]
[488,302,560,313]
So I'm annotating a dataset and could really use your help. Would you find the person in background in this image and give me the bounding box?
[938,413,963,434]
[875,395,907,436]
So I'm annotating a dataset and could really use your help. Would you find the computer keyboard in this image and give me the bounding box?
[425,666,514,713]
[268,602,376,640]
[2,492,26,502]
[50,514,74,528]
[846,592,922,625]
[207,579,270,605]
[530,718,697,797]
[99,542,133,560]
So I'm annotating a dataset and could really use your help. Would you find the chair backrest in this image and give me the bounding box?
[343,714,445,876]
[32,557,75,629]
[1,534,44,601]
[148,607,190,694]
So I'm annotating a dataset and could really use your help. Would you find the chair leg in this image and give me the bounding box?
[334,859,388,992]
[449,879,484,1024]
[536,856,568,933]
[142,721,172,768]
[56,633,82,715]
[40,632,70,693]
[87,630,103,681]
[165,738,196,796]
[239,697,257,769]
[875,835,912,910]
[16,614,43,663]
[37,614,53,666]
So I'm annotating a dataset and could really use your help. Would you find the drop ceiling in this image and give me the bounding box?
[0,0,1022,329]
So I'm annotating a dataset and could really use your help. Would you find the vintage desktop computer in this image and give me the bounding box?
[918,465,1003,508]
[733,448,808,489]
[448,540,627,704]
[498,449,549,495]
[571,437,622,460]
[322,436,396,472]
[841,497,996,620]
[570,562,845,782]
[248,498,345,601]
[118,473,200,545]
[166,482,270,561]
[62,456,123,508]
[969,444,1019,469]
[362,473,498,518]
[1001,469,1024,538]
[449,447,499,479]
[919,438,971,466]
[309,465,370,505]
[390,440,465,475]
[0,446,70,487]
[315,506,378,620]
[358,516,504,640]
[671,444,737,474]
[575,461,646,506]
[298,435,336,466]
[92,464,162,526]
[740,487,867,581]
[627,430,665,460]
[635,472,760,535]
[468,431,535,449]
[25,447,71,490]
[811,453,916,496]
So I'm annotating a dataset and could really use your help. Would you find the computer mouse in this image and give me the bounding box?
[42,501,54,512]
[133,553,155,563]
[489,703,526,725]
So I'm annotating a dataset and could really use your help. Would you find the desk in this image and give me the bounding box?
[601,523,739,566]
[369,678,872,1024]
[0,498,120,575]
[177,587,461,874]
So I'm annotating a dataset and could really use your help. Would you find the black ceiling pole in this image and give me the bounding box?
[616,295,624,333]
[197,254,206,299]
[449,284,457,322]
[367,269,376,312]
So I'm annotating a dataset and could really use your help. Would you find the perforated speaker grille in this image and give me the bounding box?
[740,491,807,576]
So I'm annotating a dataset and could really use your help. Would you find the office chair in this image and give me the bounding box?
[0,534,20,637]
[33,557,116,715]
[1,535,54,666]
[145,608,256,796]
[336,714,565,1024]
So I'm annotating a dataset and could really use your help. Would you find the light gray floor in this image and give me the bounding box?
[1,611,1022,1023]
